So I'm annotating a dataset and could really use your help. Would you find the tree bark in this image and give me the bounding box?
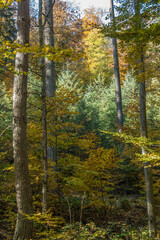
[110,0,123,133]
[44,0,56,96]
[41,0,56,212]
[133,0,156,235]
[39,0,48,213]
[13,0,33,239]
[139,55,156,236]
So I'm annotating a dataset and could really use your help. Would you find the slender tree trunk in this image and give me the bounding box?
[133,0,156,235]
[39,0,48,213]
[40,0,56,212]
[139,54,156,236]
[110,0,123,133]
[13,0,33,239]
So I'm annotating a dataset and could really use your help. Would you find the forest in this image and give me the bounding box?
[0,0,160,239]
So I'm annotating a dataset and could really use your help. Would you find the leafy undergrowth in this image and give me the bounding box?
[53,222,159,240]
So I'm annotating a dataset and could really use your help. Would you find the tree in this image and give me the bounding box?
[42,0,56,213]
[133,0,156,234]
[0,3,16,83]
[44,0,56,96]
[105,0,159,235]
[82,27,113,84]
[77,76,117,148]
[53,0,84,78]
[109,0,123,133]
[0,4,16,42]
[54,0,82,50]
[39,0,48,213]
[12,0,33,238]
[81,8,113,85]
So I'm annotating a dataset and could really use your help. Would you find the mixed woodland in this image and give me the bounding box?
[0,0,160,239]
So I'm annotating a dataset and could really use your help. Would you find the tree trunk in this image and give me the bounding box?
[133,0,156,235]
[110,0,123,133]
[44,0,56,96]
[139,55,156,236]
[39,0,48,213]
[13,0,33,239]
[41,0,56,212]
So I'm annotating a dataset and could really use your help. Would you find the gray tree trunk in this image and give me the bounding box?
[13,0,33,239]
[41,0,56,212]
[44,0,56,96]
[39,0,48,213]
[139,55,156,236]
[133,0,156,235]
[110,0,123,133]
[44,0,56,163]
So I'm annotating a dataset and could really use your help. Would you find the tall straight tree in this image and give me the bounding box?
[109,0,123,133]
[139,53,156,236]
[13,0,33,239]
[107,0,158,235]
[44,0,56,96]
[42,0,56,212]
[39,0,48,213]
[133,0,156,235]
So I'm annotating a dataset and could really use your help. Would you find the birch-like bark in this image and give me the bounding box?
[13,0,33,238]
[39,0,48,213]
[110,0,123,133]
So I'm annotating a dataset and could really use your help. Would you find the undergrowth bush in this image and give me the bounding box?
[53,222,160,240]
